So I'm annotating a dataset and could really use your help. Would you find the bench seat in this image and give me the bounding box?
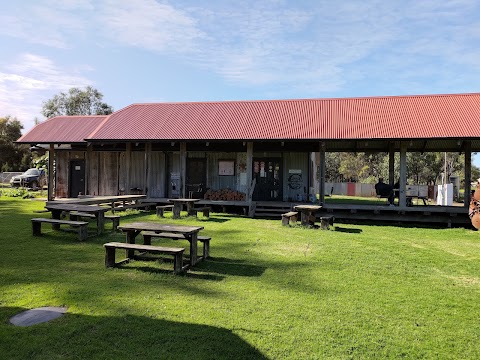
[156,205,174,217]
[105,215,120,231]
[113,202,156,212]
[31,218,89,241]
[69,212,120,231]
[281,211,298,226]
[103,242,185,274]
[142,231,211,259]
[319,215,334,230]
[69,211,95,220]
[189,206,211,218]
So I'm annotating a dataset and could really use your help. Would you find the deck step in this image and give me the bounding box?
[254,202,295,218]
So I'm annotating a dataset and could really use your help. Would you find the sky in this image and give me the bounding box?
[1,0,480,163]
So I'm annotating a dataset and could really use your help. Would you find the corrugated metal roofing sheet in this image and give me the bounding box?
[17,93,480,143]
[17,116,108,144]
[88,93,480,141]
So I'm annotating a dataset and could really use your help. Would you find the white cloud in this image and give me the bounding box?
[0,54,93,131]
[0,1,90,48]
[100,0,205,53]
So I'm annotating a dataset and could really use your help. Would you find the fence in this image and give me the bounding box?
[326,182,432,198]
[0,172,22,184]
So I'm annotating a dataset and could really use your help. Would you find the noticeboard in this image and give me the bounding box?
[218,160,235,176]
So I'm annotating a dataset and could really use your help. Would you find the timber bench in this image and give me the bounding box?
[103,242,185,274]
[281,211,298,226]
[105,215,121,231]
[142,231,211,259]
[112,202,156,212]
[156,205,174,217]
[319,215,335,230]
[69,211,95,220]
[31,218,89,241]
[189,206,211,218]
[69,212,120,231]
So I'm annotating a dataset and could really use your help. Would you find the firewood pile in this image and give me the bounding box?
[204,188,246,201]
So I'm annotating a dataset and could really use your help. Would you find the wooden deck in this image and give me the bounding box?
[319,203,469,227]
[152,198,469,227]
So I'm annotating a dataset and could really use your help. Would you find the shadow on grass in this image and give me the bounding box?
[117,255,265,279]
[1,306,268,360]
[124,264,226,281]
[334,226,362,234]
[197,217,230,223]
[194,257,267,277]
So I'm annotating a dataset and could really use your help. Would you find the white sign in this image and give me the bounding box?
[219,160,235,176]
[240,173,247,186]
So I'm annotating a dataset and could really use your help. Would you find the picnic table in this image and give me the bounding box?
[46,195,147,210]
[117,222,204,266]
[293,205,322,226]
[45,203,110,235]
[168,198,200,219]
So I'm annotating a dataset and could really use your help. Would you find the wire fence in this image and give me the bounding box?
[0,172,23,185]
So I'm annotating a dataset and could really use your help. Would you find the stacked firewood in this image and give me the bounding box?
[204,188,246,201]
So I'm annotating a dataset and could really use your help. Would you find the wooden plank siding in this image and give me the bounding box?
[55,151,69,198]
[283,152,309,202]
[88,150,99,196]
[98,152,119,195]
[55,151,86,198]
[53,147,314,201]
[148,151,166,198]
[128,151,146,192]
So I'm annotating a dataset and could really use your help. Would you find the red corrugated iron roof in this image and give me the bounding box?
[17,93,480,143]
[88,93,480,141]
[17,116,108,144]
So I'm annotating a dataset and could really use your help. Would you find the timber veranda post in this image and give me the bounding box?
[48,143,55,201]
[388,142,395,186]
[180,142,187,198]
[399,142,407,208]
[318,141,326,205]
[464,141,472,208]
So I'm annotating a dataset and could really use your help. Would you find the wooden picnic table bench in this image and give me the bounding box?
[117,222,204,267]
[112,202,156,212]
[293,205,322,226]
[142,231,211,259]
[281,211,298,226]
[69,212,120,231]
[156,205,174,217]
[103,242,185,274]
[319,215,334,230]
[31,218,89,241]
[44,203,109,235]
[189,206,211,218]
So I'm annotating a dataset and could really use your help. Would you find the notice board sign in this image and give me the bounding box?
[219,160,235,176]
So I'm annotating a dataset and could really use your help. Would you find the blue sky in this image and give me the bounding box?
[1,0,480,164]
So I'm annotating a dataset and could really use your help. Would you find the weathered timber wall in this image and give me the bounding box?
[88,151,99,195]
[283,152,309,201]
[149,151,166,197]
[56,151,85,198]
[98,152,119,195]
[132,151,145,190]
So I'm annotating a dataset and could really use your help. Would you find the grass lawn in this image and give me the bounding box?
[1,197,479,359]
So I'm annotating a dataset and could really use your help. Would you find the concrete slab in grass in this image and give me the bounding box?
[10,307,67,327]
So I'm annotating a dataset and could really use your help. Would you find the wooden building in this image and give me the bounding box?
[17,93,480,225]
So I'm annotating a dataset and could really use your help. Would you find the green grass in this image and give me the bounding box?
[1,197,479,359]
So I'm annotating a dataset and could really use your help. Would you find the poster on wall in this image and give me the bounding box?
[219,160,235,176]
[288,169,302,189]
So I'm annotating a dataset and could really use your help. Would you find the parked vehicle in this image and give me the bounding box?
[10,168,46,189]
